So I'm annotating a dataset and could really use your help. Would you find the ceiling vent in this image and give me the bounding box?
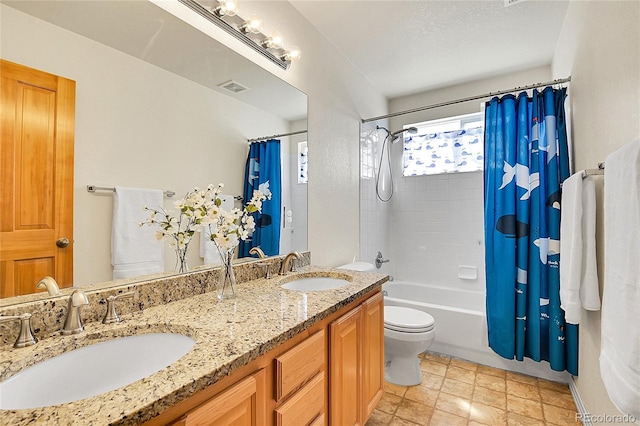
[218,80,249,94]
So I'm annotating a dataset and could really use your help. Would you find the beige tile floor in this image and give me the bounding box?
[367,352,581,426]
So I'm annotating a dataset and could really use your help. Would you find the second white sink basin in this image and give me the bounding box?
[281,277,350,292]
[0,333,195,409]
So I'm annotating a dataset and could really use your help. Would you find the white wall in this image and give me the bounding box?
[552,1,640,422]
[1,5,292,285]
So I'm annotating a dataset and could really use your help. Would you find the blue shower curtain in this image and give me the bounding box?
[484,87,578,375]
[239,139,281,257]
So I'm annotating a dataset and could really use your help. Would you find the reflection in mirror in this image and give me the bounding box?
[0,1,307,301]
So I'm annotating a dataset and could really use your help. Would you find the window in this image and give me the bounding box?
[402,112,484,176]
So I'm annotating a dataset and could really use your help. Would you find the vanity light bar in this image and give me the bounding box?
[179,0,293,70]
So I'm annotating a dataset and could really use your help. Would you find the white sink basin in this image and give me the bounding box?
[0,333,195,409]
[281,277,349,292]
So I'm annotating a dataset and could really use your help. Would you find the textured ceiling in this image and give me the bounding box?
[290,0,570,98]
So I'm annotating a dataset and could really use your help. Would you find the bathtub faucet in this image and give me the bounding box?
[375,252,390,269]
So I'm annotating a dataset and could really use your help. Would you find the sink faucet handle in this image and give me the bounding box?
[36,276,61,296]
[62,290,89,335]
[256,261,273,279]
[103,291,136,324]
[0,313,38,348]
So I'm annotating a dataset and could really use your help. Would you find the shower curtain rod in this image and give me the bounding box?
[247,129,307,143]
[361,76,571,123]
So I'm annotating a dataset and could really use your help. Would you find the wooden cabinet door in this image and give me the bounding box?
[0,60,75,297]
[274,373,325,426]
[362,291,384,420]
[330,305,363,426]
[173,369,267,426]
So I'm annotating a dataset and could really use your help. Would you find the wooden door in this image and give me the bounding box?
[0,60,75,297]
[172,369,267,426]
[362,291,384,421]
[330,305,363,426]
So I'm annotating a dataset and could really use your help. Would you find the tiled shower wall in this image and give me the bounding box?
[389,171,485,291]
[360,122,485,289]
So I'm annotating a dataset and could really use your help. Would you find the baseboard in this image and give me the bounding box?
[569,376,591,426]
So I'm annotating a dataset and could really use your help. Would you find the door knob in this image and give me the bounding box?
[56,237,70,248]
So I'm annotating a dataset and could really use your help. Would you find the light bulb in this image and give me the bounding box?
[261,31,285,49]
[215,0,238,17]
[241,15,263,34]
[282,46,301,61]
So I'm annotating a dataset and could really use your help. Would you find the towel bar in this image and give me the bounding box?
[87,185,175,198]
[583,162,605,177]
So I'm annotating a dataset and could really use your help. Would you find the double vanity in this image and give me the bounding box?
[0,254,388,425]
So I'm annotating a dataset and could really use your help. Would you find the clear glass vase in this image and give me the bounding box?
[217,247,237,300]
[175,246,189,274]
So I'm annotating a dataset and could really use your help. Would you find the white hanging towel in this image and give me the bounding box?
[600,138,640,419]
[111,186,165,279]
[559,172,600,325]
[199,194,235,265]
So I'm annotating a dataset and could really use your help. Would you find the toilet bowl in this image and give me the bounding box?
[384,305,436,386]
[336,262,436,386]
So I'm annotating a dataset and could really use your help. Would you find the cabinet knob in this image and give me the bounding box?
[56,237,70,248]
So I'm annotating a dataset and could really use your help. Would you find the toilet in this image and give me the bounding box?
[383,305,435,386]
[337,262,436,386]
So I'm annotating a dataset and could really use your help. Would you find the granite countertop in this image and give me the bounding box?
[0,267,387,425]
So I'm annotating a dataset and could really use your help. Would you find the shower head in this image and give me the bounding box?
[376,125,418,140]
[391,127,418,137]
[390,126,418,143]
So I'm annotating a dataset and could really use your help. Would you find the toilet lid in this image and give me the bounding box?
[384,306,435,333]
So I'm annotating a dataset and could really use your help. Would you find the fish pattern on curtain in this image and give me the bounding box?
[239,139,281,257]
[484,87,578,375]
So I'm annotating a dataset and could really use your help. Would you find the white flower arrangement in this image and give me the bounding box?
[140,182,271,271]
[203,181,272,252]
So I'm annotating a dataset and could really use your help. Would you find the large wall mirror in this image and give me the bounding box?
[0,0,308,302]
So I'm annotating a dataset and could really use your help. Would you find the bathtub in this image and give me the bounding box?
[382,281,573,382]
[382,281,488,363]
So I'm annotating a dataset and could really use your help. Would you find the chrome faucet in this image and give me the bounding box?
[0,313,38,348]
[36,276,61,296]
[62,290,89,335]
[103,291,136,324]
[375,251,390,269]
[249,247,267,259]
[279,251,303,275]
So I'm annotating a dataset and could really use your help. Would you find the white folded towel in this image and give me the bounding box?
[199,194,234,265]
[600,138,640,419]
[559,172,600,325]
[111,186,165,279]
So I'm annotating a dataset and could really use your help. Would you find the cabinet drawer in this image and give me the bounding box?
[275,329,325,401]
[275,373,325,426]
[172,369,266,426]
